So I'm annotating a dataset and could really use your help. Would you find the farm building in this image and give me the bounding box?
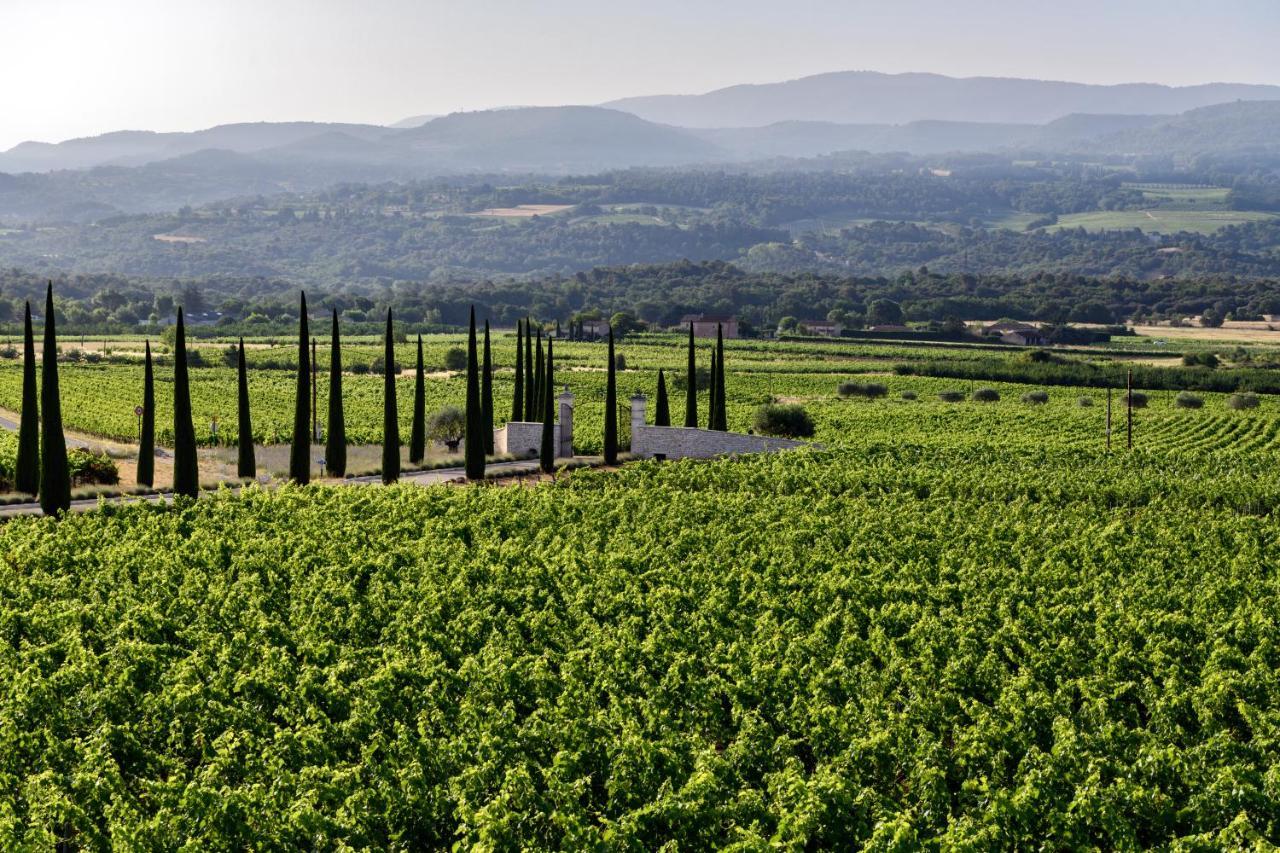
[799,320,844,337]
[681,314,738,339]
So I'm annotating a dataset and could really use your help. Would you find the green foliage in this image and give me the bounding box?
[325,312,345,477]
[752,403,815,438]
[1175,391,1204,409]
[66,448,118,486]
[1128,391,1149,409]
[15,302,38,495]
[426,406,465,450]
[838,380,888,399]
[288,293,311,484]
[39,284,71,515]
[938,390,965,403]
[1020,390,1049,404]
[1228,392,1261,410]
[444,346,467,371]
[410,337,426,464]
[139,341,156,486]
[464,307,484,481]
[171,309,199,498]
[7,445,1278,845]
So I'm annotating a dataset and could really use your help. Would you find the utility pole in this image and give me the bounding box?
[1106,388,1111,450]
[1126,369,1133,450]
[311,337,319,442]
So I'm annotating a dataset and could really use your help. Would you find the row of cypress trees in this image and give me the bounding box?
[13,285,72,515]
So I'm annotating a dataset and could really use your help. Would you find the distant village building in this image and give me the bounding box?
[579,319,610,339]
[798,320,844,337]
[983,320,1046,346]
[681,313,738,339]
[999,329,1047,346]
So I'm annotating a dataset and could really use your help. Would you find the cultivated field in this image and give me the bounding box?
[3,331,1280,846]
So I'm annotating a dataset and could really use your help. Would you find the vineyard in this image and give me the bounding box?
[3,333,1280,458]
[2,332,1280,844]
[2,444,1279,846]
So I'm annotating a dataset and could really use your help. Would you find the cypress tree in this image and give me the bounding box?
[684,322,698,427]
[707,349,718,430]
[556,319,561,338]
[409,335,426,463]
[482,320,494,454]
[172,308,199,498]
[524,319,535,417]
[533,327,544,420]
[604,326,618,464]
[235,337,254,479]
[512,320,524,421]
[137,340,155,487]
[540,336,555,473]
[654,368,670,427]
[381,309,400,483]
[39,284,70,515]
[464,306,485,480]
[289,292,311,483]
[713,323,728,431]
[325,309,346,477]
[14,301,38,495]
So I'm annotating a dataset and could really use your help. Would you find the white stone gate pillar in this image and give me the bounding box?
[557,387,574,458]
[630,394,647,457]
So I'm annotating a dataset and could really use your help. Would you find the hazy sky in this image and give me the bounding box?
[1,0,1277,149]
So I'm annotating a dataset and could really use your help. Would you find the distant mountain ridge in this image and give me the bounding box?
[604,70,1280,128]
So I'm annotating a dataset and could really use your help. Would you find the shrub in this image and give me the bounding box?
[1128,392,1149,409]
[350,362,370,375]
[938,390,965,403]
[752,404,815,439]
[0,345,17,359]
[1175,392,1204,409]
[444,347,467,371]
[1076,396,1095,407]
[972,388,1001,403]
[1021,390,1049,404]
[1228,393,1261,410]
[671,366,712,392]
[1182,351,1219,369]
[371,356,402,376]
[614,354,627,371]
[838,380,888,399]
[900,390,918,401]
[427,406,466,452]
[67,449,119,486]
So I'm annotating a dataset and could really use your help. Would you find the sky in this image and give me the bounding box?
[1,0,1277,150]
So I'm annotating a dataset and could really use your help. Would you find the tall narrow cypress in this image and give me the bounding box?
[235,337,254,479]
[409,335,426,463]
[604,326,618,464]
[326,309,346,477]
[172,308,199,498]
[289,292,311,484]
[713,323,728,431]
[540,336,555,473]
[14,301,38,495]
[684,323,698,427]
[654,368,670,427]
[381,309,400,483]
[512,320,524,421]
[534,328,544,420]
[137,340,155,487]
[39,284,70,515]
[524,319,535,417]
[482,320,494,454]
[707,349,718,430]
[464,306,485,480]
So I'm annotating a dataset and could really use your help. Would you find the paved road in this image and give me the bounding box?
[0,457,550,518]
[0,412,91,449]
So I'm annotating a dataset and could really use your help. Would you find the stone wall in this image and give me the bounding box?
[494,389,575,458]
[493,422,559,457]
[628,394,805,460]
[631,425,805,460]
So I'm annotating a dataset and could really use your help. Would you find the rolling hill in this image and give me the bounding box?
[605,70,1280,128]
